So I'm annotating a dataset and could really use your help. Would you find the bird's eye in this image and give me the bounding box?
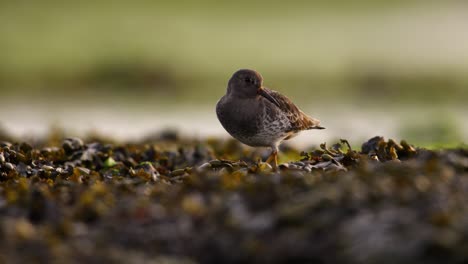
[244,78,251,83]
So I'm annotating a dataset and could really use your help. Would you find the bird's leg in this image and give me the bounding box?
[265,151,275,164]
[265,146,279,169]
[272,151,278,169]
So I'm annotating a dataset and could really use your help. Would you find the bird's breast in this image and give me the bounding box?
[216,96,291,147]
[216,96,259,138]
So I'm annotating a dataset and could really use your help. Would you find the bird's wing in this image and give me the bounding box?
[264,88,324,131]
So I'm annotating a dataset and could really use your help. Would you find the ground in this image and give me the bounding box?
[0,133,467,263]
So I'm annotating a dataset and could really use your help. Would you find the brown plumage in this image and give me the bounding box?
[216,69,324,168]
[265,88,324,133]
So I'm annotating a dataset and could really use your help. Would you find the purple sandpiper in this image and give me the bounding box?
[216,69,324,168]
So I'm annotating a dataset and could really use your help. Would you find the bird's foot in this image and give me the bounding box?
[265,151,278,171]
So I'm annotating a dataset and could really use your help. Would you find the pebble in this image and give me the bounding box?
[4,162,15,171]
[171,169,186,177]
[42,165,55,172]
[63,138,84,154]
[197,162,212,171]
[76,167,91,175]
[287,164,301,170]
[0,142,12,148]
[209,160,222,167]
[293,161,305,167]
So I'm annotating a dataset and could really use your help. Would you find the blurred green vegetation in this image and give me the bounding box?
[399,112,464,148]
[1,0,467,106]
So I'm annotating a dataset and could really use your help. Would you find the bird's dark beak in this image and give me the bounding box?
[258,88,281,108]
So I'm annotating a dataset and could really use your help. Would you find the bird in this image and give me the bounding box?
[216,69,324,168]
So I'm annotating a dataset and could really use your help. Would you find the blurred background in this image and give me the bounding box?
[0,0,467,147]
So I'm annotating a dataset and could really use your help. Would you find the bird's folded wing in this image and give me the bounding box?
[265,88,323,131]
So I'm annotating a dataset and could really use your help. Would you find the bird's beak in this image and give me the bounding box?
[258,88,281,108]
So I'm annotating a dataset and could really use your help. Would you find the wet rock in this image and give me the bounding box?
[62,137,84,155]
[17,163,30,177]
[42,165,54,172]
[170,169,187,177]
[0,141,12,148]
[3,162,15,171]
[196,162,211,172]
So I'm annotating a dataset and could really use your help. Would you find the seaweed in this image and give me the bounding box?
[0,135,466,263]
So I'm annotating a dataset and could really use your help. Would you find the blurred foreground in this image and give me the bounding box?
[0,134,467,263]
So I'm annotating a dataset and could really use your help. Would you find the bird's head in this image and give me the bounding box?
[227,69,280,107]
[228,69,262,96]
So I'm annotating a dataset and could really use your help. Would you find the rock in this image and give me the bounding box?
[42,165,54,172]
[4,162,15,171]
[62,138,84,155]
[196,162,212,172]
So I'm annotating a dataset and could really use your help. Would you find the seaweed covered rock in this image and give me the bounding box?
[0,135,466,263]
